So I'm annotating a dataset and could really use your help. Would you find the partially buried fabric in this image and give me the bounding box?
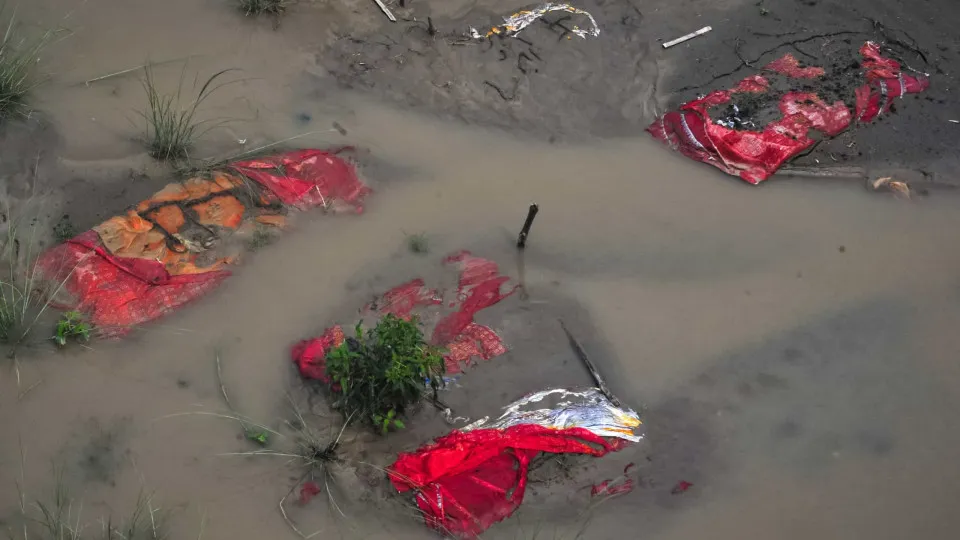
[388,388,643,538]
[647,41,929,184]
[36,149,368,335]
[292,251,516,381]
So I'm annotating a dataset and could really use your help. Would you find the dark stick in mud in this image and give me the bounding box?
[559,319,622,407]
[516,203,539,249]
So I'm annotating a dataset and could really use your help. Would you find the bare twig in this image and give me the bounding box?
[559,319,621,407]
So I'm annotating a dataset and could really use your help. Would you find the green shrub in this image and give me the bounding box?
[325,314,444,433]
[53,310,90,347]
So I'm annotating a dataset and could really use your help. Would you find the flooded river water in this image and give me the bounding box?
[2,1,960,539]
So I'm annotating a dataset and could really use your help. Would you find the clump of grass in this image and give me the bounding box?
[247,225,274,251]
[52,310,91,348]
[11,461,174,540]
[0,7,58,121]
[193,398,349,537]
[326,314,445,433]
[214,349,271,446]
[237,0,290,16]
[140,66,235,162]
[406,232,428,255]
[53,214,77,243]
[1,203,77,353]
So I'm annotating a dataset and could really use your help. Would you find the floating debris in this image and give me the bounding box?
[470,3,600,40]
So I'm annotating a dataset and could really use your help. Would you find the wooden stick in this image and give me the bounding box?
[559,319,621,407]
[516,203,539,249]
[372,0,397,22]
[81,54,199,86]
[776,165,866,179]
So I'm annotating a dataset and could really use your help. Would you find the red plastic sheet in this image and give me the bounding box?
[37,149,367,335]
[37,230,230,336]
[231,148,370,211]
[647,42,929,184]
[292,252,516,379]
[389,425,624,538]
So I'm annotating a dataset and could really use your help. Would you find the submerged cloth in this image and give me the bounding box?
[647,41,930,184]
[388,389,643,538]
[291,251,516,381]
[37,149,369,335]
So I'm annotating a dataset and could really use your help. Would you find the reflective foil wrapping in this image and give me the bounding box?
[463,387,644,442]
[470,3,601,40]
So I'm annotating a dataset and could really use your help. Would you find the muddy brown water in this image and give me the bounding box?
[2,0,960,539]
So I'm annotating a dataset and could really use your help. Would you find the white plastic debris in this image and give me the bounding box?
[463,388,643,442]
[470,3,600,40]
[662,26,712,49]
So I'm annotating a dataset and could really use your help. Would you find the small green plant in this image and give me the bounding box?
[214,349,270,446]
[140,65,236,162]
[53,214,77,243]
[237,0,290,16]
[406,232,429,255]
[2,202,77,352]
[53,310,91,347]
[0,6,58,121]
[325,314,444,433]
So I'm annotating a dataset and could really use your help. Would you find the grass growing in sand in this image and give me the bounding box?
[405,232,428,255]
[0,6,58,121]
[236,0,291,16]
[0,204,79,354]
[246,225,274,251]
[167,398,351,538]
[9,456,192,540]
[139,65,236,162]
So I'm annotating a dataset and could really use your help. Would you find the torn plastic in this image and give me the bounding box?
[647,42,929,184]
[591,462,636,497]
[389,388,642,538]
[36,149,369,335]
[470,3,600,40]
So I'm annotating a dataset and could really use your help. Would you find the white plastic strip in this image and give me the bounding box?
[662,26,712,49]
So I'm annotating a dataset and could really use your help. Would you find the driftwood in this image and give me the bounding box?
[559,320,621,407]
[777,165,866,179]
[372,0,397,22]
[516,204,539,249]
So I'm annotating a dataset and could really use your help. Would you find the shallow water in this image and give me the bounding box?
[2,1,960,539]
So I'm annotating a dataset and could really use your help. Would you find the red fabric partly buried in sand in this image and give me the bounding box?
[291,251,516,380]
[37,149,368,335]
[231,148,370,211]
[388,425,625,538]
[647,41,929,184]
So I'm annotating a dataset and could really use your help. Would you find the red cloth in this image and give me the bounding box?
[292,252,514,379]
[647,43,929,184]
[231,148,370,211]
[389,425,625,538]
[366,278,441,319]
[854,42,930,122]
[37,231,230,336]
[36,149,366,335]
[291,325,345,383]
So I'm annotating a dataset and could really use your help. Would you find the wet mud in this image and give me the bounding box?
[1,0,960,539]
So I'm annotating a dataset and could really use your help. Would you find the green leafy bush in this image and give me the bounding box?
[325,314,444,433]
[53,310,91,347]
